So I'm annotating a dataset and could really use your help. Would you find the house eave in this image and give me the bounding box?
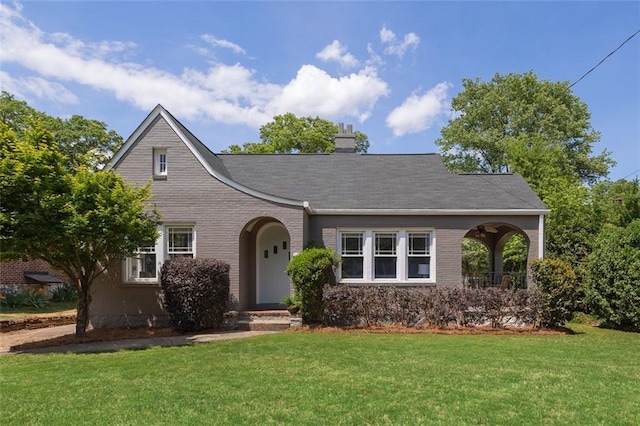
[304,208,551,216]
[108,105,306,208]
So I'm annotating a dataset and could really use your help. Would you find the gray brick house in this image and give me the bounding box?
[90,105,548,328]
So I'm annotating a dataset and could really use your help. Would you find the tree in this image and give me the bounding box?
[0,121,158,337]
[0,91,123,170]
[435,71,613,191]
[224,113,370,153]
[587,220,640,331]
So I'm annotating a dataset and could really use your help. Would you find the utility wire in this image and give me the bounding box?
[569,29,640,88]
[620,167,640,180]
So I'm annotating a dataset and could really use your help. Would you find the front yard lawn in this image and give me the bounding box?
[1,323,638,425]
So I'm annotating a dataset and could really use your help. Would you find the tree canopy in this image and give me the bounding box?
[0,91,123,170]
[224,113,369,154]
[0,120,158,336]
[435,71,613,193]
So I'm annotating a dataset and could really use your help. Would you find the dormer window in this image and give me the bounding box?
[154,148,167,178]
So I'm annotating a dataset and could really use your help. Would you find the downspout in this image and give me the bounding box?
[538,214,545,259]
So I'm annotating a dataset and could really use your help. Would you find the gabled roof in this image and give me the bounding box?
[110,105,548,215]
[218,154,547,212]
[110,105,304,207]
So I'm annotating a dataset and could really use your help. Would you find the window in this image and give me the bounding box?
[168,227,193,259]
[338,229,435,283]
[374,232,397,279]
[408,233,430,279]
[124,225,195,283]
[154,148,167,176]
[126,246,157,282]
[341,232,364,279]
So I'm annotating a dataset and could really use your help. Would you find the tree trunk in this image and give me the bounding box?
[75,280,91,338]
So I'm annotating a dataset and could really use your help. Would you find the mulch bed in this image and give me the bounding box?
[290,324,571,335]
[1,315,76,333]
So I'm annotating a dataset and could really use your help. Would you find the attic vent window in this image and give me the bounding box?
[154,148,167,177]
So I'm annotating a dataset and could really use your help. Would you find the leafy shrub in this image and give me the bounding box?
[51,283,78,302]
[0,289,49,309]
[586,220,640,331]
[281,293,301,314]
[160,257,230,332]
[530,258,578,327]
[286,247,340,323]
[323,285,542,328]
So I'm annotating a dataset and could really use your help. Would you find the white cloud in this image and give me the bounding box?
[386,82,451,136]
[316,40,359,68]
[201,34,246,55]
[0,71,78,104]
[379,24,420,58]
[0,3,390,128]
[268,65,389,122]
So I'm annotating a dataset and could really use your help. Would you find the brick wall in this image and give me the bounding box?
[0,259,67,285]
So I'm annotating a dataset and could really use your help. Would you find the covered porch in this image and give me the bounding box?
[462,221,534,290]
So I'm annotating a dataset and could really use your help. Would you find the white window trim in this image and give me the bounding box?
[123,224,195,285]
[154,148,167,177]
[337,228,436,285]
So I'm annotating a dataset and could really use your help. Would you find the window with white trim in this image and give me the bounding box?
[126,246,157,281]
[168,227,194,259]
[337,229,435,283]
[124,225,195,284]
[407,232,431,279]
[154,148,167,176]
[340,232,364,279]
[374,232,397,279]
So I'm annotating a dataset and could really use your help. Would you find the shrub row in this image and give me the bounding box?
[160,257,230,332]
[323,285,543,328]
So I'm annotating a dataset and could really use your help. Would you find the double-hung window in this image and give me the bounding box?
[374,232,397,279]
[125,225,195,284]
[338,229,435,283]
[167,227,194,259]
[126,246,157,282]
[340,232,364,279]
[408,232,431,279]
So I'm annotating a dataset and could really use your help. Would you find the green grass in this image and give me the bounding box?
[0,301,76,320]
[1,324,639,425]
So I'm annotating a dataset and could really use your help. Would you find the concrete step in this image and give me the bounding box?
[236,319,291,331]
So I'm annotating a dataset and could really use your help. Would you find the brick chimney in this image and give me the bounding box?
[334,123,356,153]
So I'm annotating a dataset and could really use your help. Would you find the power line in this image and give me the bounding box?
[620,167,640,180]
[569,29,640,89]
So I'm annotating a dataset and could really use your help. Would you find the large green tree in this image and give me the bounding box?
[224,113,370,153]
[436,71,613,194]
[0,122,158,337]
[0,91,123,170]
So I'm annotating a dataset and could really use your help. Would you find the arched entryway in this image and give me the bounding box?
[462,222,530,289]
[256,222,291,304]
[238,217,292,310]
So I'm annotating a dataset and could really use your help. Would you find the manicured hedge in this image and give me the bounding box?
[286,247,340,323]
[323,285,543,328]
[160,257,230,332]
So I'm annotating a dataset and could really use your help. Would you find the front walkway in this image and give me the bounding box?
[0,325,278,355]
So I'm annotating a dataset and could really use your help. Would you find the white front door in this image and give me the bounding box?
[257,223,291,304]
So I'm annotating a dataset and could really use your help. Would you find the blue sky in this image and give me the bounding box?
[1,1,638,180]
